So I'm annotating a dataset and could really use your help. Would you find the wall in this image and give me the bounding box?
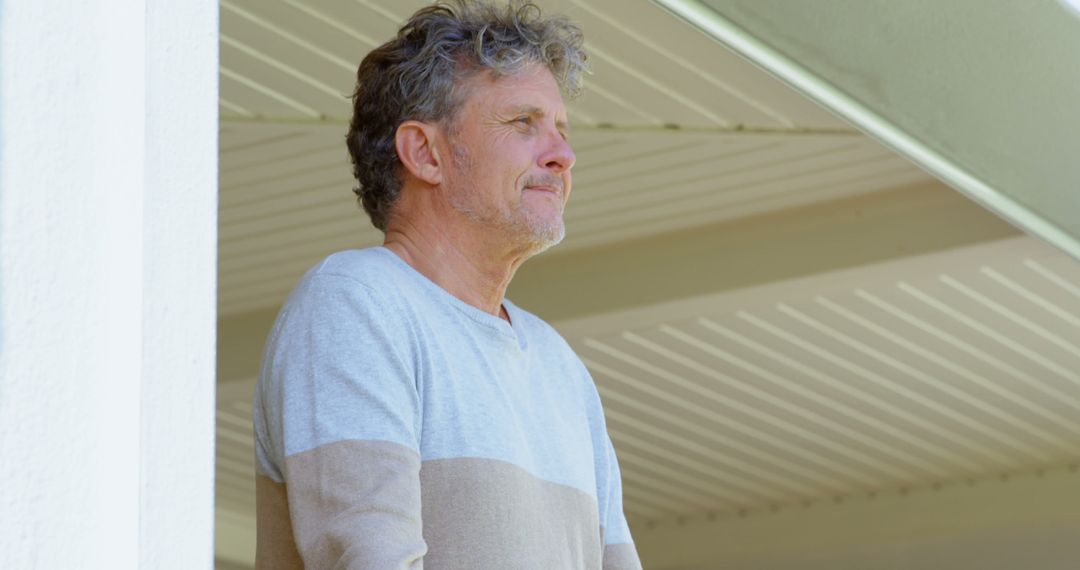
[635,467,1080,569]
[0,0,218,567]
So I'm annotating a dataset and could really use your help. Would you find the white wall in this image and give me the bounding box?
[0,1,218,567]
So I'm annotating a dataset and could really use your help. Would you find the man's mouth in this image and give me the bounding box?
[525,185,561,195]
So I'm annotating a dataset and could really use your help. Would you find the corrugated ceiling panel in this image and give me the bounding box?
[563,0,842,129]
[578,245,1080,524]
[219,0,850,129]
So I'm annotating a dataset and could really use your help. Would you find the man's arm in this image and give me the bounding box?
[254,271,426,569]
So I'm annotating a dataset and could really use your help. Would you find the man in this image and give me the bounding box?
[253,2,642,568]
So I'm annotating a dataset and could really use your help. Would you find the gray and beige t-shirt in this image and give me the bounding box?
[253,247,641,569]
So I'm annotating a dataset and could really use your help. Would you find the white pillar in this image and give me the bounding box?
[0,1,218,568]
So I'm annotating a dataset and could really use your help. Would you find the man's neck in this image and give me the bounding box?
[383,217,532,323]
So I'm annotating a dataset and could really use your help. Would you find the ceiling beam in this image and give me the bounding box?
[218,179,1018,384]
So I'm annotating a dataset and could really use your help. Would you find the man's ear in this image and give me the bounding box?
[395,120,442,186]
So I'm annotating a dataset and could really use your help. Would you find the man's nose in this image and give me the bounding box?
[540,132,576,173]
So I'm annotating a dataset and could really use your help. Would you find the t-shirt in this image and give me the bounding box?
[253,247,642,569]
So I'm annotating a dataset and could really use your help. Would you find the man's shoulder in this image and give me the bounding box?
[303,247,396,287]
[290,247,423,299]
[275,247,418,321]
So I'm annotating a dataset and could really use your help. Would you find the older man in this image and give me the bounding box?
[253,2,642,568]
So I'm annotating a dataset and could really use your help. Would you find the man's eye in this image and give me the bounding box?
[514,117,532,125]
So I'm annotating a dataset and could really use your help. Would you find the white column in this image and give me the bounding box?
[0,1,218,568]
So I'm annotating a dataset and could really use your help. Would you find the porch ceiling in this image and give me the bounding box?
[214,1,1080,568]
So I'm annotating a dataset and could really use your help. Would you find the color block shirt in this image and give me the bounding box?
[253,247,642,569]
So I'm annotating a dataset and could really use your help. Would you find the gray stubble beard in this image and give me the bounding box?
[446,144,566,255]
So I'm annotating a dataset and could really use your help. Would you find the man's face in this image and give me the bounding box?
[438,65,575,253]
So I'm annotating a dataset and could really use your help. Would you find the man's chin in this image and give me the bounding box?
[499,211,565,254]
[526,223,565,254]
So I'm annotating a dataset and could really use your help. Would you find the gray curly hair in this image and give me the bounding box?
[346,0,588,231]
